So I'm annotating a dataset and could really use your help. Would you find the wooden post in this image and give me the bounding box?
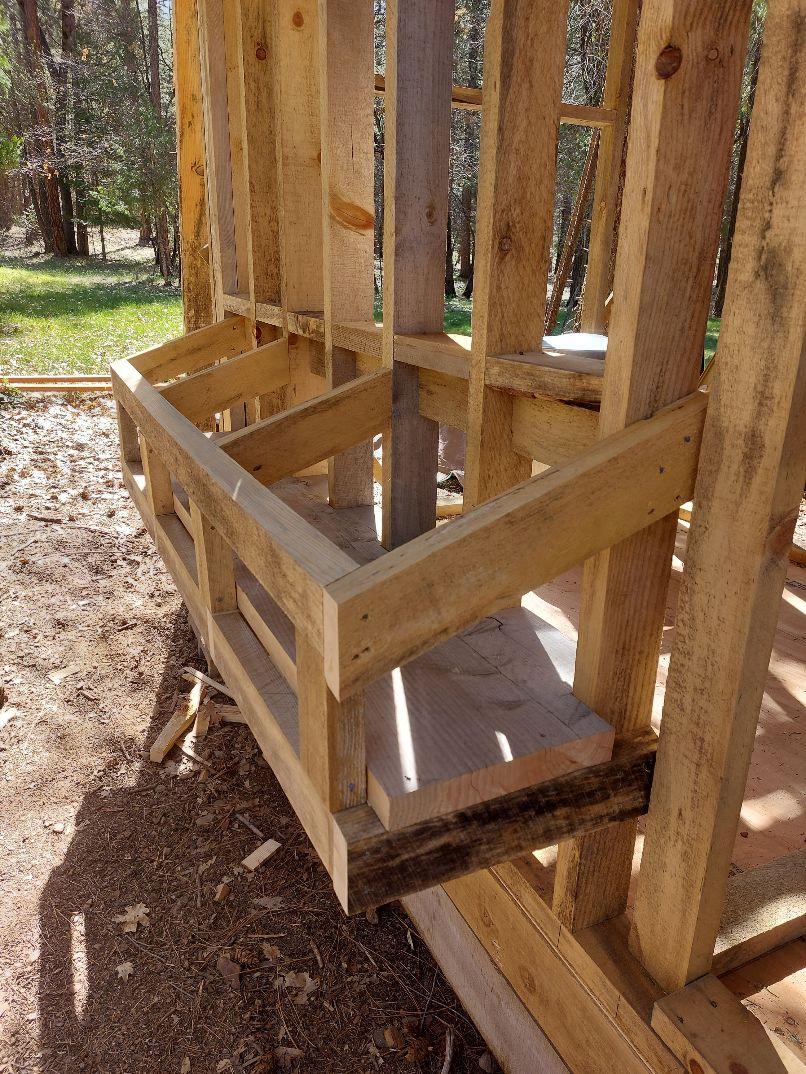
[297,635,365,812]
[196,0,238,317]
[381,0,453,548]
[116,405,141,465]
[141,439,174,517]
[174,0,214,333]
[630,0,806,989]
[579,0,639,333]
[552,0,752,932]
[190,501,238,615]
[318,0,375,508]
[463,0,568,510]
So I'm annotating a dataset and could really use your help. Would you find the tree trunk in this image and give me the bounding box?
[459,181,473,278]
[445,200,456,297]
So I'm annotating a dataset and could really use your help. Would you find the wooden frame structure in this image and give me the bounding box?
[113,1,805,1071]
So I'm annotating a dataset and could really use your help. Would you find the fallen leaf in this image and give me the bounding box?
[365,907,379,925]
[113,903,150,933]
[116,961,134,981]
[261,943,284,964]
[216,953,241,990]
[282,970,318,1005]
[213,882,230,902]
[384,1025,404,1049]
[274,1047,303,1070]
[253,895,285,912]
[478,1052,495,1072]
[405,1037,429,1063]
[181,1058,191,1074]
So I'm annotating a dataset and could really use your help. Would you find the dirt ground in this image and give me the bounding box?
[0,395,494,1074]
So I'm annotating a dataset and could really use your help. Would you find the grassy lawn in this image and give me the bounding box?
[0,231,183,376]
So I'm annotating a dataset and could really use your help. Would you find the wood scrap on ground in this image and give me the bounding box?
[241,839,281,872]
[149,681,207,762]
[181,666,237,699]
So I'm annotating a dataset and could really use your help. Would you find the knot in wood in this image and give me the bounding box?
[498,235,512,254]
[425,203,437,225]
[706,46,720,61]
[655,44,683,79]
[291,9,304,27]
[255,44,267,60]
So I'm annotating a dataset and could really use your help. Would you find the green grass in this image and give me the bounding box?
[0,233,183,376]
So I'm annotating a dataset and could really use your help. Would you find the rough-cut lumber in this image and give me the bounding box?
[402,885,570,1074]
[580,0,639,332]
[241,837,281,872]
[218,369,391,485]
[631,2,806,987]
[190,500,237,614]
[485,350,604,404]
[464,0,567,509]
[323,391,706,699]
[652,974,806,1074]
[713,851,806,976]
[335,733,656,913]
[511,396,598,467]
[173,0,214,331]
[159,337,289,422]
[149,682,206,762]
[131,317,251,382]
[380,0,452,547]
[553,0,753,932]
[318,0,375,507]
[112,359,357,645]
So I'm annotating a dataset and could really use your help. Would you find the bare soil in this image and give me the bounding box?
[0,395,493,1074]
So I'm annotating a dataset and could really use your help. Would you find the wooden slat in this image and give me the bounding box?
[159,337,289,423]
[580,0,639,332]
[464,0,567,510]
[131,317,251,382]
[652,975,806,1074]
[141,436,174,517]
[630,0,806,988]
[511,396,598,467]
[553,0,753,932]
[713,851,806,976]
[222,0,251,303]
[336,733,655,914]
[112,358,357,645]
[173,0,213,332]
[318,0,375,507]
[218,368,391,486]
[380,0,453,548]
[323,391,706,699]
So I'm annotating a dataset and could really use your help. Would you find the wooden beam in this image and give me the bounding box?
[196,0,238,312]
[652,975,806,1074]
[173,0,213,332]
[218,368,391,486]
[112,358,357,645]
[553,0,752,932]
[335,732,656,914]
[297,636,366,813]
[318,0,375,507]
[713,851,806,976]
[131,317,251,382]
[580,0,639,332]
[381,0,453,548]
[141,437,174,517]
[630,0,806,988]
[511,395,599,467]
[464,0,567,510]
[190,500,237,614]
[159,337,289,423]
[323,391,706,699]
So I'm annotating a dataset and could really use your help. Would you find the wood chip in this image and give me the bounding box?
[241,838,281,872]
[47,663,81,685]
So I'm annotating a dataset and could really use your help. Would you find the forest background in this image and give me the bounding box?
[0,0,764,374]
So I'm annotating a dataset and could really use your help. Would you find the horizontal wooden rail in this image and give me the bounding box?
[334,732,657,914]
[373,73,617,128]
[111,356,357,646]
[218,368,391,484]
[323,391,708,698]
[131,316,252,382]
[160,337,289,422]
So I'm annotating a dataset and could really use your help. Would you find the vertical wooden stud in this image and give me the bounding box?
[174,0,214,333]
[116,405,141,465]
[381,0,453,548]
[141,439,174,517]
[297,634,366,812]
[630,0,806,990]
[580,0,640,334]
[319,0,375,507]
[552,0,752,932]
[463,0,568,510]
[190,500,238,614]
